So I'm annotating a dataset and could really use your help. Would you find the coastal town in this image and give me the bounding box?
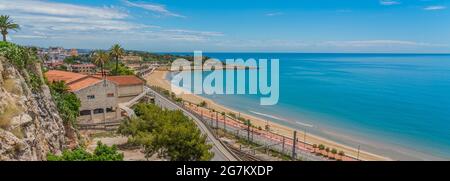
[2,0,449,179]
[22,44,383,161]
[1,14,389,162]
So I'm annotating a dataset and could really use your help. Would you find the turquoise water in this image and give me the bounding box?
[168,53,450,160]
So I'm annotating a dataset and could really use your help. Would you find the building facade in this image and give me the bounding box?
[121,55,143,63]
[69,64,96,75]
[107,76,145,103]
[45,70,144,124]
[74,79,120,123]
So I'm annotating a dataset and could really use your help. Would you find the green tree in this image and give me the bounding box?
[92,50,109,77]
[110,44,125,76]
[63,56,79,64]
[119,103,213,161]
[0,15,20,42]
[49,80,69,93]
[92,141,124,161]
[48,81,81,125]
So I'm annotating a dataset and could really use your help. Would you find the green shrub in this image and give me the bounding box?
[0,41,26,69]
[331,148,338,155]
[47,141,123,161]
[0,42,42,91]
[318,144,325,150]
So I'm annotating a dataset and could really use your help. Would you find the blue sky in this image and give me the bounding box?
[1,0,450,52]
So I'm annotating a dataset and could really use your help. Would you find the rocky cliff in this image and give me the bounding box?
[0,57,66,160]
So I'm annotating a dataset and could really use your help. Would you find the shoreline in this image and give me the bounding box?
[144,70,391,161]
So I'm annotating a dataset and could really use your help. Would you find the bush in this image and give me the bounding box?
[331,148,338,155]
[318,144,325,150]
[47,141,124,161]
[0,41,27,69]
[0,42,42,91]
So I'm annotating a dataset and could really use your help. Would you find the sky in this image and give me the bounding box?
[1,0,450,53]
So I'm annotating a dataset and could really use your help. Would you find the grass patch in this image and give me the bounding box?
[90,131,117,138]
[3,79,22,95]
[11,126,24,139]
[0,104,22,129]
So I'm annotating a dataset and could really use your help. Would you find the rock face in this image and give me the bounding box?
[0,57,66,160]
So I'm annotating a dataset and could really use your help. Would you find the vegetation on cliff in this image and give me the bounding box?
[48,81,81,126]
[0,42,43,91]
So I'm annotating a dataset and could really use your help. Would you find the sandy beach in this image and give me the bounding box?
[145,70,391,161]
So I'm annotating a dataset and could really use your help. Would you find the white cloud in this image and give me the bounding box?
[0,0,127,19]
[164,29,224,37]
[380,0,400,6]
[321,40,447,47]
[0,0,221,46]
[11,35,47,39]
[123,0,185,18]
[424,6,446,11]
[266,12,284,17]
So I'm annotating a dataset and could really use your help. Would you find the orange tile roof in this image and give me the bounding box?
[45,70,104,91]
[67,77,103,92]
[45,70,87,84]
[45,70,143,92]
[106,75,144,86]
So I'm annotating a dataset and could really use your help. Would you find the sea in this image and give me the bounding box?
[166,53,450,160]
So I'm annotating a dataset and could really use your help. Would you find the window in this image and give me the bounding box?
[93,108,104,114]
[106,107,115,113]
[80,110,91,116]
[87,95,95,99]
[107,93,114,97]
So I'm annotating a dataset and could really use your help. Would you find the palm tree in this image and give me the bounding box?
[0,15,20,42]
[92,50,109,77]
[109,44,124,75]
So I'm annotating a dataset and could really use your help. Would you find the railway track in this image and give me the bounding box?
[226,144,263,161]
